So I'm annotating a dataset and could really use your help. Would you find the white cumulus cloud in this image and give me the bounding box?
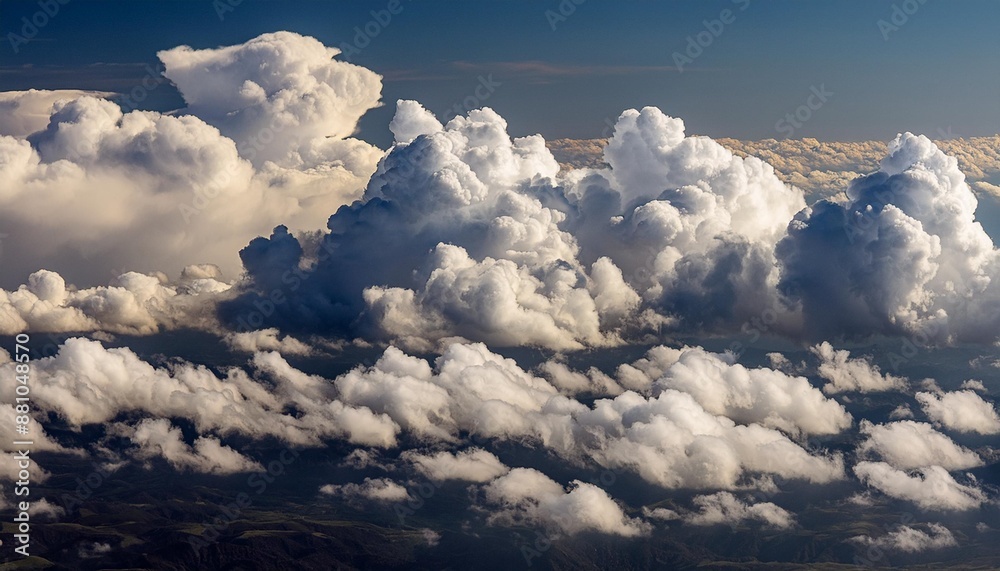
[856,420,983,470]
[851,523,958,553]
[403,448,509,483]
[916,390,1000,435]
[320,477,410,502]
[482,467,649,537]
[684,491,794,529]
[126,418,263,475]
[854,461,986,511]
[810,342,907,394]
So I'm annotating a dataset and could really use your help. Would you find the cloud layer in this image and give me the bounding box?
[550,135,1000,202]
[3,32,1000,353]
[3,331,997,543]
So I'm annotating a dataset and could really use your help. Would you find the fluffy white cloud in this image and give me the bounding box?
[578,389,845,490]
[684,492,794,529]
[334,342,845,490]
[810,342,907,394]
[403,448,509,483]
[0,334,854,520]
[1,331,993,543]
[889,405,915,420]
[224,328,314,356]
[0,338,399,448]
[0,268,230,335]
[364,244,607,351]
[960,379,987,392]
[544,342,851,440]
[19,338,857,479]
[856,420,982,470]
[538,358,623,397]
[388,99,443,145]
[0,95,246,284]
[851,523,958,553]
[159,31,382,167]
[610,345,686,393]
[482,467,649,537]
[320,477,409,502]
[10,29,1000,562]
[854,461,986,511]
[572,107,807,335]
[0,32,382,287]
[355,105,630,350]
[916,390,1000,434]
[333,342,569,443]
[777,133,1000,343]
[0,90,113,137]
[126,418,263,475]
[420,529,441,547]
[603,108,805,233]
[653,346,852,437]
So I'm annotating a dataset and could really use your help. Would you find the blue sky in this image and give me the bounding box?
[1,0,998,146]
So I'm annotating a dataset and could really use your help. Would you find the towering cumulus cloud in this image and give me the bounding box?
[568,107,807,332]
[158,31,382,168]
[227,103,812,348]
[777,133,1000,342]
[0,32,382,287]
[226,97,1000,349]
[226,101,620,350]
